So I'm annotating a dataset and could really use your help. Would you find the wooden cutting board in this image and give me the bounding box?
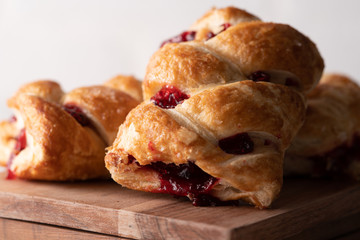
[0,170,360,240]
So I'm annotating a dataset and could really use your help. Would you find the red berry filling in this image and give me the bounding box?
[63,104,90,126]
[6,154,16,180]
[206,31,216,40]
[219,133,254,155]
[206,23,232,40]
[160,31,196,48]
[248,71,271,82]
[310,135,360,178]
[150,85,189,109]
[221,23,232,31]
[148,161,219,206]
[6,128,27,180]
[14,128,26,154]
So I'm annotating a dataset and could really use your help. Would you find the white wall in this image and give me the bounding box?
[0,0,359,119]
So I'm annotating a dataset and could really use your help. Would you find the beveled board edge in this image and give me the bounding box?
[0,191,230,240]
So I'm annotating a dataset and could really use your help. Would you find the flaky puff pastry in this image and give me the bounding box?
[103,75,143,102]
[189,6,260,41]
[4,76,140,181]
[145,23,324,100]
[0,80,64,167]
[0,120,17,166]
[8,94,108,180]
[284,74,360,180]
[63,86,139,145]
[105,7,324,208]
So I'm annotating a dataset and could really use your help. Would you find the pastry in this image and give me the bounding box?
[103,75,143,102]
[160,7,260,47]
[2,76,141,180]
[284,74,360,180]
[0,80,64,167]
[105,7,324,208]
[0,118,17,167]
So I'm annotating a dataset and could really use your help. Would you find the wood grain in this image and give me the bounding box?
[0,171,360,240]
[0,218,126,240]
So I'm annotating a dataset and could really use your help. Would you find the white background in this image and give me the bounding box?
[0,0,359,119]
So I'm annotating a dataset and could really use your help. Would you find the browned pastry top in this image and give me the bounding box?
[63,85,140,145]
[7,80,64,108]
[104,75,143,102]
[189,6,260,40]
[144,22,324,100]
[3,75,141,180]
[10,94,108,180]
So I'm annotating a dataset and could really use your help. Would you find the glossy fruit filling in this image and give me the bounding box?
[148,161,219,206]
[63,104,90,126]
[7,128,27,180]
[160,31,196,47]
[15,128,26,153]
[248,71,271,82]
[219,133,254,155]
[6,154,16,180]
[206,31,216,40]
[310,135,360,178]
[206,23,232,40]
[150,85,189,109]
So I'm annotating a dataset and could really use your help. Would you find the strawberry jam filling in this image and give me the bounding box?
[6,154,16,180]
[160,31,196,48]
[63,104,90,126]
[206,23,232,40]
[310,135,360,178]
[248,71,271,82]
[151,85,189,109]
[219,133,254,155]
[160,23,232,47]
[148,161,219,206]
[6,128,27,180]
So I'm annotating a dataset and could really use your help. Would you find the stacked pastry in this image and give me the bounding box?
[105,7,324,208]
[0,75,141,181]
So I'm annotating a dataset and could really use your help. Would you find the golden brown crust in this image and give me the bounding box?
[0,120,17,166]
[205,22,324,93]
[106,99,288,207]
[144,22,323,99]
[10,95,108,181]
[106,7,324,207]
[175,81,305,148]
[7,80,64,108]
[3,76,140,181]
[143,42,245,100]
[63,86,140,145]
[190,6,260,41]
[106,82,305,207]
[104,75,143,101]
